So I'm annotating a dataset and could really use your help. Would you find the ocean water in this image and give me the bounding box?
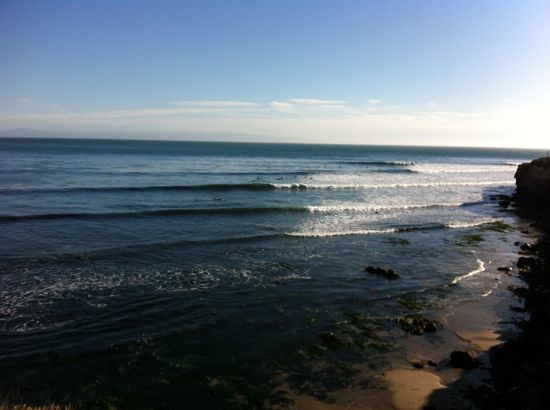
[0,138,543,408]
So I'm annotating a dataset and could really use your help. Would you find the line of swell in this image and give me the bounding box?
[1,180,513,195]
[0,183,278,195]
[0,233,285,263]
[0,206,310,222]
[1,219,504,262]
[0,201,488,222]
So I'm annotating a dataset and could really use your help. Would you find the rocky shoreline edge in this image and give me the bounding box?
[440,156,550,410]
[480,157,550,409]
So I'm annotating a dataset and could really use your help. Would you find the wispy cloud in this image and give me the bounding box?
[168,100,260,108]
[287,98,347,106]
[270,98,348,113]
[367,99,382,105]
[18,97,39,105]
[270,101,293,112]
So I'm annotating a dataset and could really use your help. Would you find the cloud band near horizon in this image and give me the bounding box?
[2,98,549,149]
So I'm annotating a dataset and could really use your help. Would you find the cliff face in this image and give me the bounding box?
[515,156,550,199]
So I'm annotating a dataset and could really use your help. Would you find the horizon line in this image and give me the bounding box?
[0,133,546,152]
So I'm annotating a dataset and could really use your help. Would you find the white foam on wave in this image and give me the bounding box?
[385,161,417,166]
[286,228,398,238]
[481,285,496,297]
[451,258,485,284]
[273,180,514,190]
[412,167,513,174]
[306,202,462,213]
[287,218,503,238]
[446,219,498,229]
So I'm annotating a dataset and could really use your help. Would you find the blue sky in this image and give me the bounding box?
[1,0,549,148]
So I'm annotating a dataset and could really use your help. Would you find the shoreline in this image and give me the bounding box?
[426,158,550,409]
[475,195,550,409]
[271,191,532,410]
[271,180,546,410]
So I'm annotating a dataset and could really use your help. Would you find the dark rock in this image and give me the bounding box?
[365,266,399,280]
[517,257,538,272]
[411,361,424,369]
[520,243,534,252]
[507,284,529,299]
[410,359,438,369]
[450,350,479,370]
[497,266,513,272]
[398,314,439,335]
[318,332,351,350]
[515,157,550,199]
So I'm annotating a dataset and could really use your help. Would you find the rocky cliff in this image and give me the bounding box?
[515,156,550,199]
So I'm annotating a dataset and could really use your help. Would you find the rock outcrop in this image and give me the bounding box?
[450,350,479,370]
[515,156,550,199]
[365,266,399,280]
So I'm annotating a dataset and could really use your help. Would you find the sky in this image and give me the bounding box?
[1,0,549,148]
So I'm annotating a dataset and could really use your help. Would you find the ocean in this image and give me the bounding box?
[0,138,544,408]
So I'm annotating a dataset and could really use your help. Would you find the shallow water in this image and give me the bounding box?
[0,138,543,408]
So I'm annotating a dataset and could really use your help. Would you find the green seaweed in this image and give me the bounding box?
[397,294,433,310]
[344,310,366,323]
[305,343,327,358]
[457,234,485,246]
[397,314,439,335]
[318,331,351,350]
[480,220,513,233]
[384,238,411,245]
[369,340,394,351]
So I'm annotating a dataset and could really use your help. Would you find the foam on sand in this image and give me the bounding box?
[451,258,485,284]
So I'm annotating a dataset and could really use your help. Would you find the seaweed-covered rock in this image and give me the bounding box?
[398,314,439,335]
[318,332,351,350]
[365,266,399,280]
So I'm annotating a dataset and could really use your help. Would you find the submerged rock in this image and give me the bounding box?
[398,314,439,335]
[450,350,479,369]
[410,359,438,369]
[365,266,399,280]
[318,331,351,350]
[520,243,534,252]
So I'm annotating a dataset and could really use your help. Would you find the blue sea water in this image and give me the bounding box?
[0,138,544,408]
